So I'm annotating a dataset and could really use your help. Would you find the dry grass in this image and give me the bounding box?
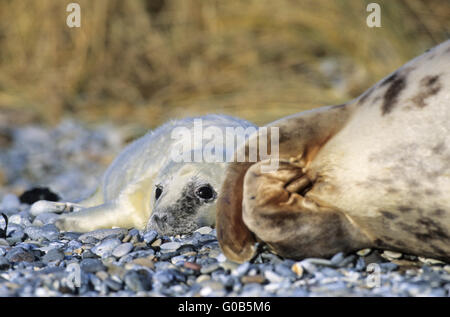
[0,0,448,129]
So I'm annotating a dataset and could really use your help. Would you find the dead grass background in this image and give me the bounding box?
[0,0,448,130]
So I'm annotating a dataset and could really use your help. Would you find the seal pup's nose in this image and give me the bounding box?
[152,214,168,230]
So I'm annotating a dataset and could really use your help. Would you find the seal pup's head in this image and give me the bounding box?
[146,161,227,235]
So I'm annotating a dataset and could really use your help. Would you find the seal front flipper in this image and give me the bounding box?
[216,104,356,263]
[241,159,371,260]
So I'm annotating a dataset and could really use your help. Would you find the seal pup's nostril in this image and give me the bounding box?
[152,214,168,230]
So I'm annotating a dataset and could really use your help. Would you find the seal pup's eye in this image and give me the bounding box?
[155,186,163,200]
[195,185,216,201]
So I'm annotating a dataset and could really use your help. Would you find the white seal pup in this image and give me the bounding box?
[31,114,256,234]
[216,40,450,263]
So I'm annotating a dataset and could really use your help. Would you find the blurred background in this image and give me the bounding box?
[0,0,448,128]
[0,0,448,198]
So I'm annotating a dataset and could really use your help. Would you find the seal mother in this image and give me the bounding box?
[216,40,450,263]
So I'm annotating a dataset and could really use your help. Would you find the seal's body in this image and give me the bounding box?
[216,40,450,263]
[32,114,256,233]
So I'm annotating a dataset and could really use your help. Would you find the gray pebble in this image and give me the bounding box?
[160,242,181,252]
[330,252,345,266]
[91,238,122,257]
[0,256,11,270]
[6,247,34,263]
[143,230,158,244]
[42,248,65,264]
[104,277,123,291]
[125,271,151,291]
[33,213,59,226]
[112,242,133,258]
[200,263,220,274]
[80,258,106,273]
[0,194,20,211]
[78,229,127,243]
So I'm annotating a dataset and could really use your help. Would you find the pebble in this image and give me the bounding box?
[357,248,372,257]
[91,238,122,258]
[291,263,304,278]
[80,258,106,273]
[241,275,266,284]
[78,229,127,243]
[0,256,10,270]
[264,270,284,283]
[159,242,181,252]
[194,227,213,235]
[151,239,162,248]
[112,243,133,258]
[42,249,65,264]
[143,230,157,244]
[6,248,34,263]
[0,194,20,211]
[200,263,220,274]
[0,122,449,297]
[383,251,403,259]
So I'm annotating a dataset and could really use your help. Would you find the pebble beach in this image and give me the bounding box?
[1,120,450,297]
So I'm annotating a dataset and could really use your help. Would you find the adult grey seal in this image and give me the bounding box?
[216,40,450,263]
[30,114,256,234]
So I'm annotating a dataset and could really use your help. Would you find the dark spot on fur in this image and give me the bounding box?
[380,210,398,220]
[432,142,446,155]
[398,206,413,214]
[381,73,406,116]
[433,209,446,216]
[415,218,450,242]
[411,74,442,108]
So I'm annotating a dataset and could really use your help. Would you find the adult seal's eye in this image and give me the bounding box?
[196,185,215,200]
[155,186,163,200]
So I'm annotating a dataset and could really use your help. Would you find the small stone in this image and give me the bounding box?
[241,275,266,284]
[232,262,250,277]
[82,249,98,259]
[330,252,345,266]
[33,213,59,226]
[418,257,445,265]
[220,261,239,272]
[196,275,211,283]
[1,194,20,210]
[0,256,10,270]
[96,271,109,280]
[80,258,106,273]
[42,248,64,264]
[184,262,201,271]
[91,238,122,257]
[291,263,304,277]
[200,263,220,274]
[6,248,34,263]
[124,270,152,292]
[194,227,213,235]
[104,278,123,291]
[131,257,155,270]
[274,264,297,278]
[143,231,158,244]
[356,248,372,257]
[151,239,162,248]
[264,270,283,283]
[338,255,356,268]
[78,229,127,243]
[112,243,133,258]
[383,251,402,259]
[0,239,8,246]
[160,242,181,252]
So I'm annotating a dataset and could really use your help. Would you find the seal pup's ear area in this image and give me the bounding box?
[216,162,257,263]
